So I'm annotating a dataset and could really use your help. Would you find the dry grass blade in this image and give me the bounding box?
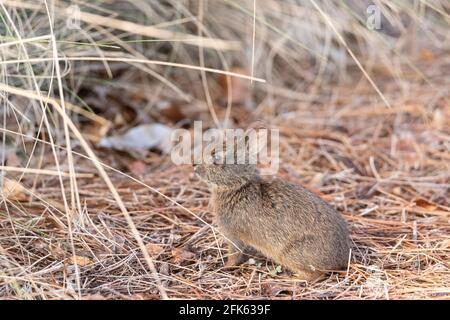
[0,83,168,299]
[0,166,93,178]
[0,57,266,83]
[3,0,240,51]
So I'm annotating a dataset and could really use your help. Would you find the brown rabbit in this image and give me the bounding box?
[194,150,350,281]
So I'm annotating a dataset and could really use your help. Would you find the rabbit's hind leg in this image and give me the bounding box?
[292,268,323,282]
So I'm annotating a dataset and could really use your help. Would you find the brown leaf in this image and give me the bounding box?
[67,255,92,266]
[415,198,438,211]
[127,160,147,176]
[420,48,434,61]
[397,141,416,153]
[171,247,195,264]
[83,121,111,144]
[218,67,252,106]
[146,242,165,256]
[157,102,186,123]
[1,178,27,201]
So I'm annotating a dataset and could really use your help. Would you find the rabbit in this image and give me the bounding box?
[194,150,351,281]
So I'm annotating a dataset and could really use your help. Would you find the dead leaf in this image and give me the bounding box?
[83,120,111,144]
[67,255,92,266]
[171,247,195,264]
[98,123,173,154]
[420,48,434,61]
[146,242,164,256]
[156,101,186,123]
[111,102,138,127]
[127,160,147,175]
[1,178,27,201]
[218,67,253,107]
[414,198,438,212]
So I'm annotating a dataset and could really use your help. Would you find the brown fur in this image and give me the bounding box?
[195,161,350,281]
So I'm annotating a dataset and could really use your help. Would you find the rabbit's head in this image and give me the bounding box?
[194,149,259,188]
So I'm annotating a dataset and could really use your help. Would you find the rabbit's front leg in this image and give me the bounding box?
[224,237,248,267]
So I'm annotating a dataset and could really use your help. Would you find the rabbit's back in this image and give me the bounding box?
[212,178,350,272]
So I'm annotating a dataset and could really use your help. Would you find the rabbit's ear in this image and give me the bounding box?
[232,129,260,165]
[220,126,270,165]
